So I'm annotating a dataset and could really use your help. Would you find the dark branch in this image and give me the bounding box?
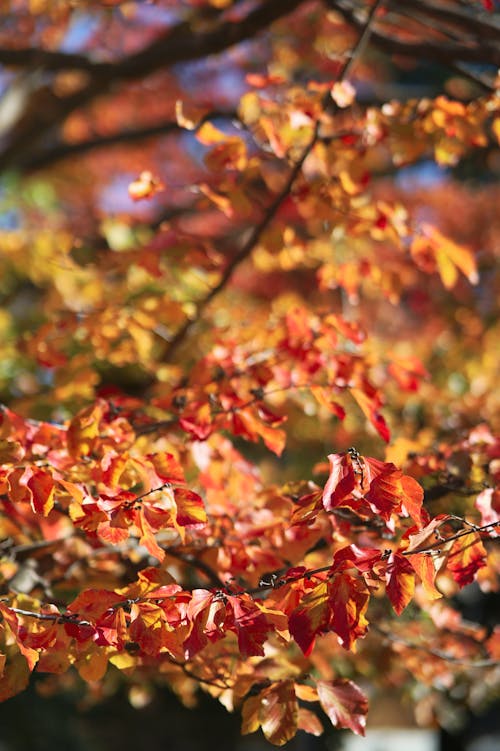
[389,0,500,42]
[0,0,305,77]
[327,0,499,86]
[0,0,305,173]
[21,110,238,172]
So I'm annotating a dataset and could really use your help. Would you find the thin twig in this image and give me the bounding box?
[403,520,500,556]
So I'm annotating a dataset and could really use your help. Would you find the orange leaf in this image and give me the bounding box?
[77,650,109,683]
[329,572,370,650]
[297,708,323,736]
[27,469,56,516]
[386,552,415,615]
[128,171,165,201]
[412,224,478,289]
[407,552,442,600]
[67,402,103,457]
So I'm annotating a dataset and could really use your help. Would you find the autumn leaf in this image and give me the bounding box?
[411,224,478,289]
[407,552,442,601]
[242,681,298,746]
[322,453,357,512]
[173,487,206,527]
[350,388,390,443]
[128,171,165,201]
[0,440,24,465]
[297,708,323,736]
[289,581,329,656]
[0,605,40,672]
[386,552,416,615]
[0,654,31,703]
[26,469,56,516]
[260,680,298,746]
[328,572,370,650]
[76,650,109,683]
[317,679,368,736]
[67,402,103,457]
[227,594,273,657]
[148,452,185,485]
[446,531,487,586]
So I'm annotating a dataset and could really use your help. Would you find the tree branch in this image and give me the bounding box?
[162,0,384,363]
[22,109,238,172]
[0,0,305,173]
[0,1,305,77]
[388,0,500,42]
[327,0,499,88]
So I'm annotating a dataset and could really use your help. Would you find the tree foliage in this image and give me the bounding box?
[0,0,499,744]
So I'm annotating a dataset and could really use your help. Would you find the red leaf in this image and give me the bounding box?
[179,403,213,440]
[317,679,368,736]
[227,594,272,657]
[322,453,356,512]
[365,468,404,521]
[184,589,226,657]
[328,572,370,650]
[67,589,124,620]
[289,581,329,656]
